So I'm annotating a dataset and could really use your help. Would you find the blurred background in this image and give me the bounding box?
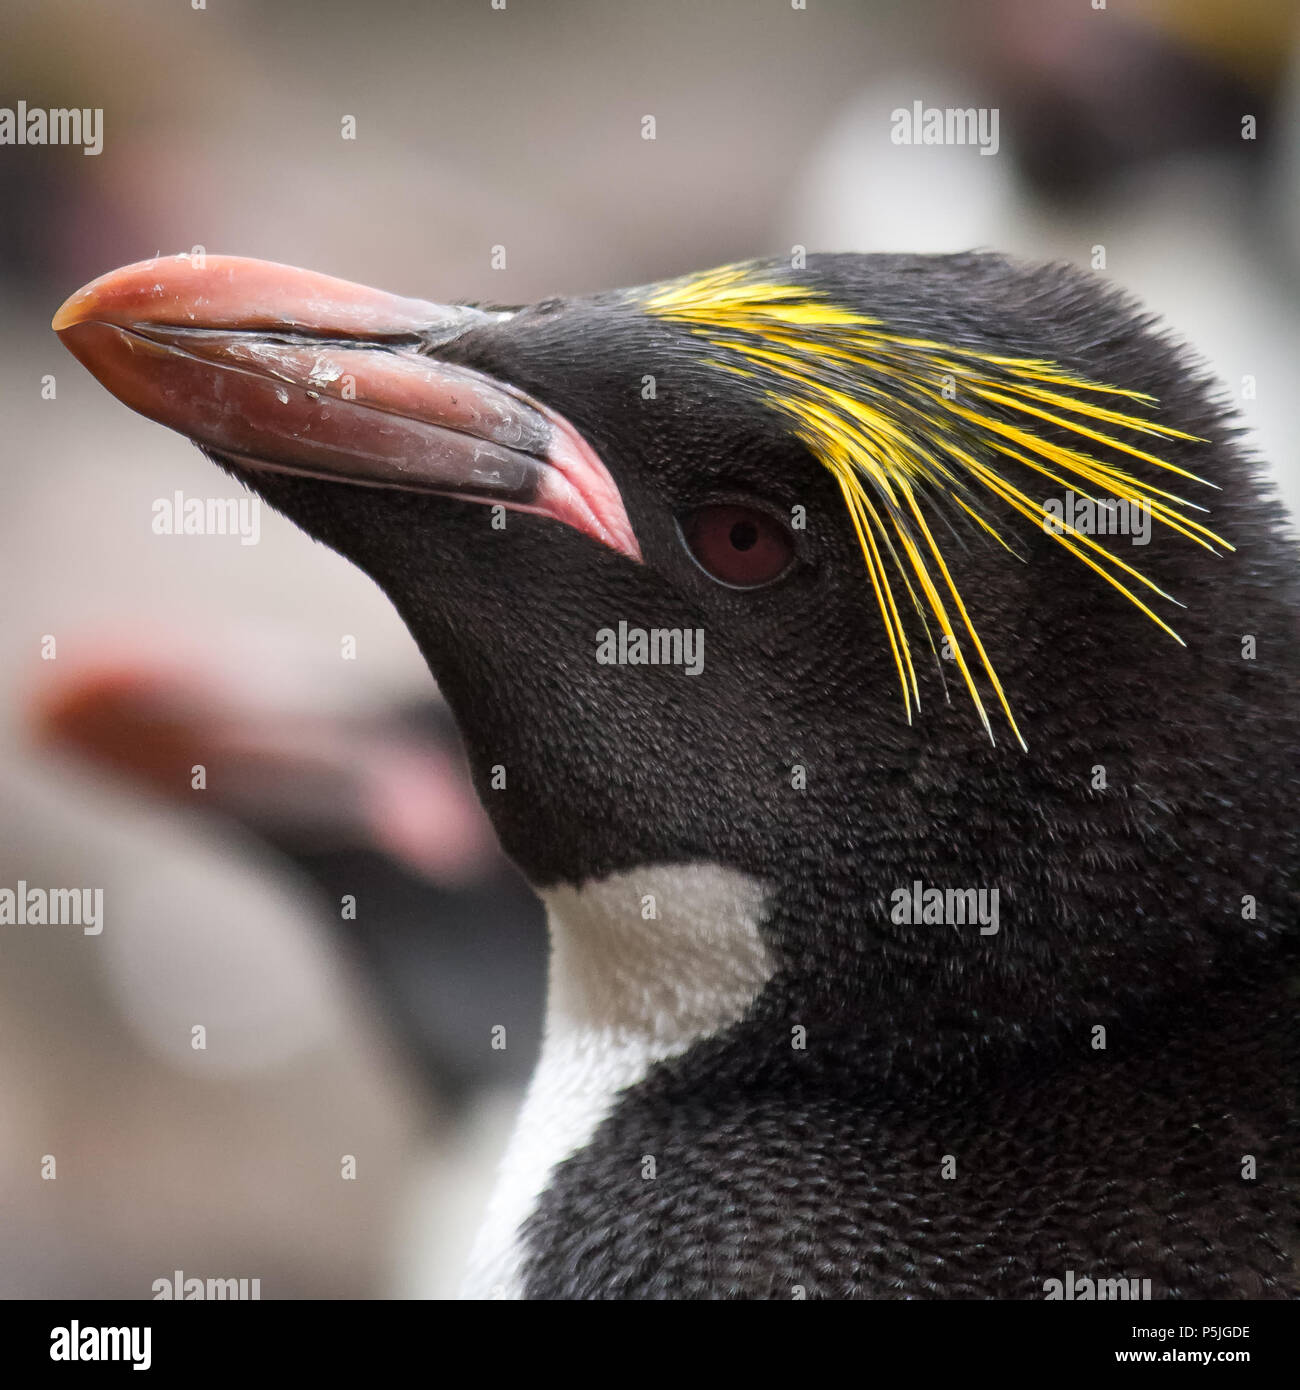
[2,0,1297,1298]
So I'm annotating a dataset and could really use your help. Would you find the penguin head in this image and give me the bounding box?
[53,252,1296,1036]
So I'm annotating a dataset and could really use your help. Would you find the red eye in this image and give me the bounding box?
[680,504,796,589]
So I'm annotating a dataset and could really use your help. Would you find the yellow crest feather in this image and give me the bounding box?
[644,264,1230,749]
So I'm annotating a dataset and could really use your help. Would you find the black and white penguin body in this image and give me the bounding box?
[55,251,1300,1298]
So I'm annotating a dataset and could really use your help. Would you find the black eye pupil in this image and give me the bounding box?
[730,520,758,551]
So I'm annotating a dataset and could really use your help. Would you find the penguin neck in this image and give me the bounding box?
[463,861,774,1299]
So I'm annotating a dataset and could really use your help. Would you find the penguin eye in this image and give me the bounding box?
[679,504,796,589]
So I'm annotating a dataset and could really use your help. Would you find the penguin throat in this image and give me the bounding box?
[462,862,774,1298]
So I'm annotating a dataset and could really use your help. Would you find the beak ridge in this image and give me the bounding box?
[52,253,490,343]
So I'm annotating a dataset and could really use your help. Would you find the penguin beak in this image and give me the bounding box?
[53,255,640,560]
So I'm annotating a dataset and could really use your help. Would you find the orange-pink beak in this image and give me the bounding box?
[53,254,639,560]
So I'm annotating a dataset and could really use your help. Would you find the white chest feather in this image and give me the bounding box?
[461,862,773,1299]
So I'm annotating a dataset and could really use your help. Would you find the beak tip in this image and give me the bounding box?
[52,295,83,334]
[54,276,112,334]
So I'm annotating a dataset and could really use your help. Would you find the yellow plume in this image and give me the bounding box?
[644,264,1229,749]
